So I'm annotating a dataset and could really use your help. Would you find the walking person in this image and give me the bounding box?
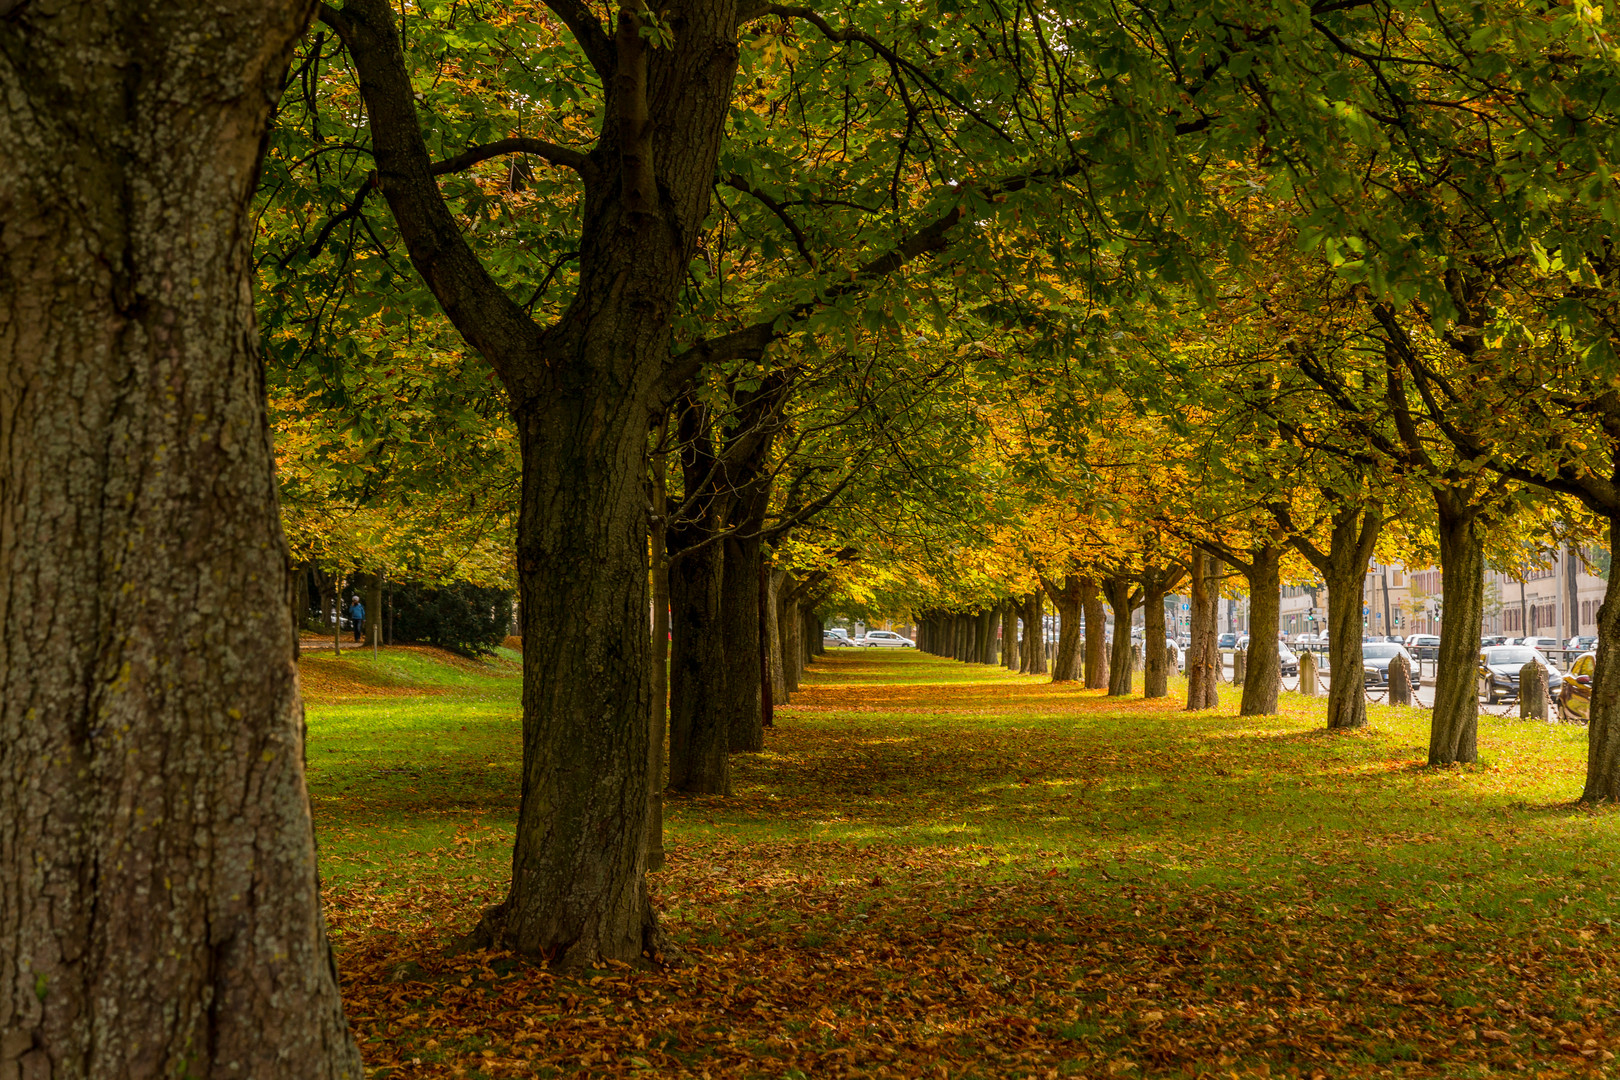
[348,594,365,643]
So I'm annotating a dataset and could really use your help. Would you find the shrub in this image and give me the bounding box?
[390,581,513,657]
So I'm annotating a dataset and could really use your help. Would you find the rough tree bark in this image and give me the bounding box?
[1185,553,1221,711]
[0,2,363,1074]
[1104,576,1140,696]
[1140,563,1187,699]
[1003,600,1021,669]
[1082,580,1110,690]
[1583,518,1620,800]
[766,568,787,707]
[1429,494,1486,764]
[324,0,749,960]
[1043,575,1085,682]
[1022,592,1048,675]
[1275,502,1380,730]
[1238,544,1284,716]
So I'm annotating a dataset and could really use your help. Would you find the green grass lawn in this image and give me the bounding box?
[306,645,1620,1079]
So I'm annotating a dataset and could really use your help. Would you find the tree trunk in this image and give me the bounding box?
[1024,592,1048,675]
[1288,505,1380,730]
[1186,553,1221,711]
[996,602,1013,668]
[1239,545,1283,716]
[0,3,363,1073]
[782,585,802,695]
[666,539,731,794]
[1316,560,1362,730]
[365,571,384,649]
[1083,580,1110,690]
[722,531,764,752]
[1046,576,1084,682]
[985,605,1002,665]
[647,449,670,870]
[767,568,787,707]
[1140,564,1185,699]
[1582,520,1620,801]
[1105,576,1136,696]
[330,0,748,963]
[759,557,774,729]
[1429,496,1485,765]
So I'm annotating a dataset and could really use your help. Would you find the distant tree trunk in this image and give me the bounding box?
[985,605,1002,665]
[722,531,765,752]
[1186,553,1221,711]
[1045,575,1084,682]
[647,448,670,869]
[1239,544,1283,716]
[1104,576,1137,696]
[365,572,384,649]
[666,537,730,794]
[782,582,802,695]
[1140,564,1186,699]
[1282,504,1380,730]
[766,568,787,706]
[0,2,363,1073]
[1083,580,1109,690]
[1429,495,1485,765]
[759,558,774,729]
[1002,600,1020,669]
[1583,521,1620,801]
[1024,591,1048,675]
[1320,515,1377,730]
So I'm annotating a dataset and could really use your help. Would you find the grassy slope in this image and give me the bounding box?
[305,646,1620,1079]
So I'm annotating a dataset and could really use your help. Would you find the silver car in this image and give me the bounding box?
[858,630,914,648]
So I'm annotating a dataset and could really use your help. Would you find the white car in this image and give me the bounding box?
[1519,636,1562,654]
[858,630,914,648]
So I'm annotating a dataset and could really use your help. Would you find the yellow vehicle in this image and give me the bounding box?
[1558,652,1597,722]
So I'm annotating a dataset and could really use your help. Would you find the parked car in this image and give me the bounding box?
[858,630,914,648]
[1361,641,1416,688]
[1559,651,1597,721]
[822,627,853,647]
[1404,633,1441,649]
[1217,632,1238,650]
[1278,641,1299,677]
[1481,635,1510,647]
[1567,635,1599,652]
[1519,636,1562,654]
[1478,645,1564,704]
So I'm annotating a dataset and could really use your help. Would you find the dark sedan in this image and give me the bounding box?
[1478,646,1564,704]
[1361,642,1416,687]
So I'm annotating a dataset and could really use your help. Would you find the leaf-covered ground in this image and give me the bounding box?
[305,647,1620,1078]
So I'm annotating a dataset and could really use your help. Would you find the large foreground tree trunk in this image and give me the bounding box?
[0,3,363,1074]
[1185,553,1221,711]
[1429,496,1485,765]
[1083,581,1110,690]
[1239,544,1283,716]
[1583,518,1620,801]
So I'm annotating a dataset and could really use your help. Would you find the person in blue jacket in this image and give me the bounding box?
[348,594,365,643]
